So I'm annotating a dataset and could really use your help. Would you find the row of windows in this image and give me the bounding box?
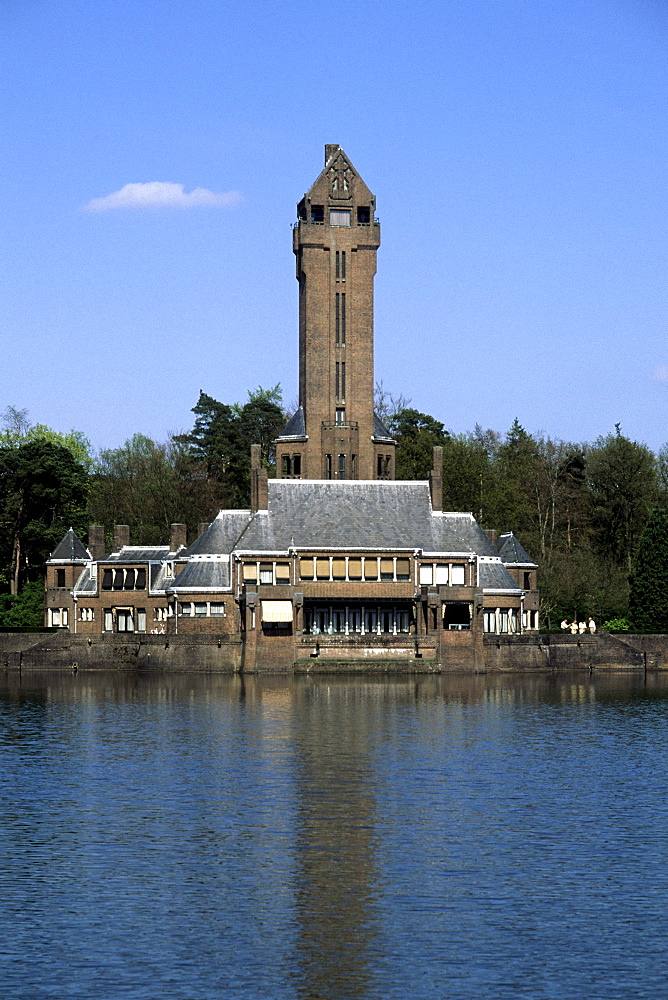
[281,454,302,478]
[304,605,412,635]
[101,568,146,591]
[325,452,356,479]
[483,609,518,634]
[178,602,226,617]
[419,563,468,587]
[304,205,371,226]
[299,556,412,582]
[48,608,69,627]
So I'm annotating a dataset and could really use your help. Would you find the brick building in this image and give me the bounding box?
[45,145,538,667]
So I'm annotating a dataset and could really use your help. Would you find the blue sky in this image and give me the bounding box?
[1,0,666,453]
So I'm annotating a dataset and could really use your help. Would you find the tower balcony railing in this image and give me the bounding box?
[322,421,359,431]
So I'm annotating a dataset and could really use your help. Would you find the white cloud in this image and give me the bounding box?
[83,182,243,212]
[654,366,668,383]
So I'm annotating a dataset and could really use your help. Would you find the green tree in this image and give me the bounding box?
[0,440,89,593]
[629,507,668,631]
[0,579,45,628]
[587,427,657,571]
[389,408,449,480]
[1,406,93,470]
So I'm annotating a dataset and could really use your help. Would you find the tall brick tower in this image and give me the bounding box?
[276,145,395,481]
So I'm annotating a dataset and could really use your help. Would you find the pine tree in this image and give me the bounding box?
[629,507,668,631]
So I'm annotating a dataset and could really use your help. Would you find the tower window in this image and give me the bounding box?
[341,362,346,399]
[357,206,371,224]
[341,293,346,344]
[338,454,346,479]
[335,408,345,425]
[311,204,324,223]
[335,362,340,399]
[282,455,291,477]
[293,454,301,476]
[330,209,351,226]
[335,293,340,344]
[341,251,346,280]
[326,454,332,479]
[56,568,65,588]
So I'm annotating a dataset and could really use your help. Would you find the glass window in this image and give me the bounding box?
[435,565,449,585]
[243,563,257,583]
[316,558,330,580]
[451,565,465,586]
[136,568,146,589]
[335,408,345,425]
[332,558,346,580]
[419,565,433,586]
[195,603,207,617]
[396,558,411,581]
[275,563,290,584]
[380,558,394,580]
[113,569,124,590]
[124,568,136,590]
[299,557,314,580]
[56,568,66,588]
[259,563,273,584]
[210,604,225,616]
[179,602,192,617]
[104,609,113,631]
[102,569,113,590]
[348,558,362,580]
[330,209,351,226]
[137,609,146,632]
[364,558,378,581]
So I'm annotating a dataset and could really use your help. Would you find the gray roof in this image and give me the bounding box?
[170,559,231,592]
[184,512,253,556]
[221,480,498,554]
[277,407,306,438]
[373,412,395,441]
[497,532,537,566]
[477,559,522,591]
[104,545,171,563]
[49,528,90,562]
[73,566,97,594]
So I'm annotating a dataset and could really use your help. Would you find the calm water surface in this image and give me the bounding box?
[1,669,667,999]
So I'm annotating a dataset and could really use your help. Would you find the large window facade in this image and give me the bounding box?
[304,602,413,635]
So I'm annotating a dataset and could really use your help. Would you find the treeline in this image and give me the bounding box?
[1,391,667,630]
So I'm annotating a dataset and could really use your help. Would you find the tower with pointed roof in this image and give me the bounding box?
[275,145,395,481]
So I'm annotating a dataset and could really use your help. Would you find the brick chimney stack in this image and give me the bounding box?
[113,525,130,551]
[88,525,105,561]
[429,446,443,512]
[250,444,268,513]
[170,523,187,552]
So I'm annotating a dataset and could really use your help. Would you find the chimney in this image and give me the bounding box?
[198,522,210,538]
[429,446,443,512]
[325,144,340,164]
[113,524,130,551]
[484,529,498,548]
[88,525,105,561]
[250,444,268,513]
[170,523,187,552]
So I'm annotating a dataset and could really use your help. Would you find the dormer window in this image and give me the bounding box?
[330,209,351,227]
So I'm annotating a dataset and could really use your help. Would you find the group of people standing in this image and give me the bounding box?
[561,618,596,634]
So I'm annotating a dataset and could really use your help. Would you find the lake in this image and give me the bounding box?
[1,670,667,999]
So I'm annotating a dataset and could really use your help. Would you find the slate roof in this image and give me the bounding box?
[477,559,522,591]
[215,480,498,555]
[277,407,306,438]
[184,511,253,556]
[73,566,97,594]
[170,558,232,591]
[497,532,537,566]
[49,528,90,562]
[105,545,171,563]
[373,412,395,441]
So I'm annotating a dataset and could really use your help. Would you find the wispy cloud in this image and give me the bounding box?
[83,182,243,212]
[654,366,668,383]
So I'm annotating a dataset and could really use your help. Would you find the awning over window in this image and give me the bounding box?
[261,600,294,623]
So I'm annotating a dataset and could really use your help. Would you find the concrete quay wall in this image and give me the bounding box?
[3,630,668,673]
